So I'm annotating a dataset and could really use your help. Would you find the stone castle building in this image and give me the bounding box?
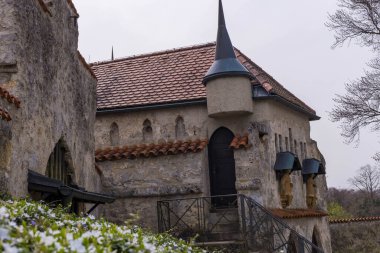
[92,1,332,252]
[0,0,332,252]
[0,0,111,212]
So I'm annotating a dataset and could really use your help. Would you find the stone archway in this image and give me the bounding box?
[312,227,322,253]
[287,233,299,253]
[208,127,237,207]
[45,139,75,185]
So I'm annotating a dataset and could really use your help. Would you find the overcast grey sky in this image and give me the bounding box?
[74,0,376,188]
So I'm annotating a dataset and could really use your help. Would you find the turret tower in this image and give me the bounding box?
[203,0,253,117]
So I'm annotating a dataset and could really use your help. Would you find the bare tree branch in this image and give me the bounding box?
[326,0,380,50]
[330,58,380,143]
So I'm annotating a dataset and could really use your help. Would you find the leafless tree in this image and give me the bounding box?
[327,0,380,147]
[348,164,380,201]
[327,0,380,50]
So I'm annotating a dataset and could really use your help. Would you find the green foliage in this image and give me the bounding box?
[327,202,352,219]
[0,198,207,253]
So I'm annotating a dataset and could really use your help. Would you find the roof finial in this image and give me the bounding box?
[111,46,114,61]
[203,0,252,84]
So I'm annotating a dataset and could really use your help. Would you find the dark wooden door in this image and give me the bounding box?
[208,127,237,207]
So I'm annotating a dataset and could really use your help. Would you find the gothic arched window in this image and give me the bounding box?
[143,119,153,142]
[175,116,186,139]
[110,122,120,146]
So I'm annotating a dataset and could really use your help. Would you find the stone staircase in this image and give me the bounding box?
[195,208,247,252]
[157,194,324,253]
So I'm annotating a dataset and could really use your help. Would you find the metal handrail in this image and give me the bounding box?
[157,194,324,253]
[239,194,324,253]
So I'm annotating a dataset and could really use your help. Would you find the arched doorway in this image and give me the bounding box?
[287,233,299,253]
[312,227,321,253]
[208,127,237,207]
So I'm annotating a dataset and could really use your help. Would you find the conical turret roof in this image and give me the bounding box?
[203,0,252,84]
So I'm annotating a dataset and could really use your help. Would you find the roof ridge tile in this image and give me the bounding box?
[91,42,216,66]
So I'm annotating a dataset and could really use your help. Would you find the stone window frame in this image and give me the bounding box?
[109,122,120,146]
[142,119,153,142]
[175,116,186,139]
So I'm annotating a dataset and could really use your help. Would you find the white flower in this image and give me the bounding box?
[144,242,157,252]
[2,243,18,253]
[81,230,102,243]
[66,232,73,241]
[40,234,55,246]
[0,207,9,219]
[0,227,10,240]
[8,221,16,228]
[96,236,104,244]
[69,238,85,253]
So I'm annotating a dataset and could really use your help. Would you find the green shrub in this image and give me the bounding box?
[0,199,207,253]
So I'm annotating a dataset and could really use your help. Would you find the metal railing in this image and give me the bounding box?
[157,194,238,239]
[157,194,324,253]
[239,194,323,253]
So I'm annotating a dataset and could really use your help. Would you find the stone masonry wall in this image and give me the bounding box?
[95,101,328,211]
[99,152,207,228]
[286,217,332,253]
[0,0,99,196]
[95,105,209,148]
[251,100,328,210]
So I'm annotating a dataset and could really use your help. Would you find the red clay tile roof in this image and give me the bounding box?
[230,133,250,149]
[329,216,380,224]
[92,43,316,116]
[0,85,21,108]
[95,139,208,162]
[235,49,316,115]
[0,108,11,121]
[269,208,328,219]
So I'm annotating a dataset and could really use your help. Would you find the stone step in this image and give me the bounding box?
[208,208,239,224]
[208,221,240,233]
[194,240,247,253]
[195,240,245,247]
[199,231,243,242]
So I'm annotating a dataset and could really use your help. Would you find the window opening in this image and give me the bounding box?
[110,122,120,146]
[175,116,186,139]
[143,119,153,142]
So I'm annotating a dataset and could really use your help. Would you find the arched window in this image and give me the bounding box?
[175,116,186,139]
[143,119,153,142]
[46,140,72,185]
[110,122,120,146]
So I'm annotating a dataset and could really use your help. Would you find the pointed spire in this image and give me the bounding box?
[111,46,114,61]
[215,0,235,60]
[203,0,252,84]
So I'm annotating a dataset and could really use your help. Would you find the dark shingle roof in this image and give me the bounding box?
[92,43,316,117]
